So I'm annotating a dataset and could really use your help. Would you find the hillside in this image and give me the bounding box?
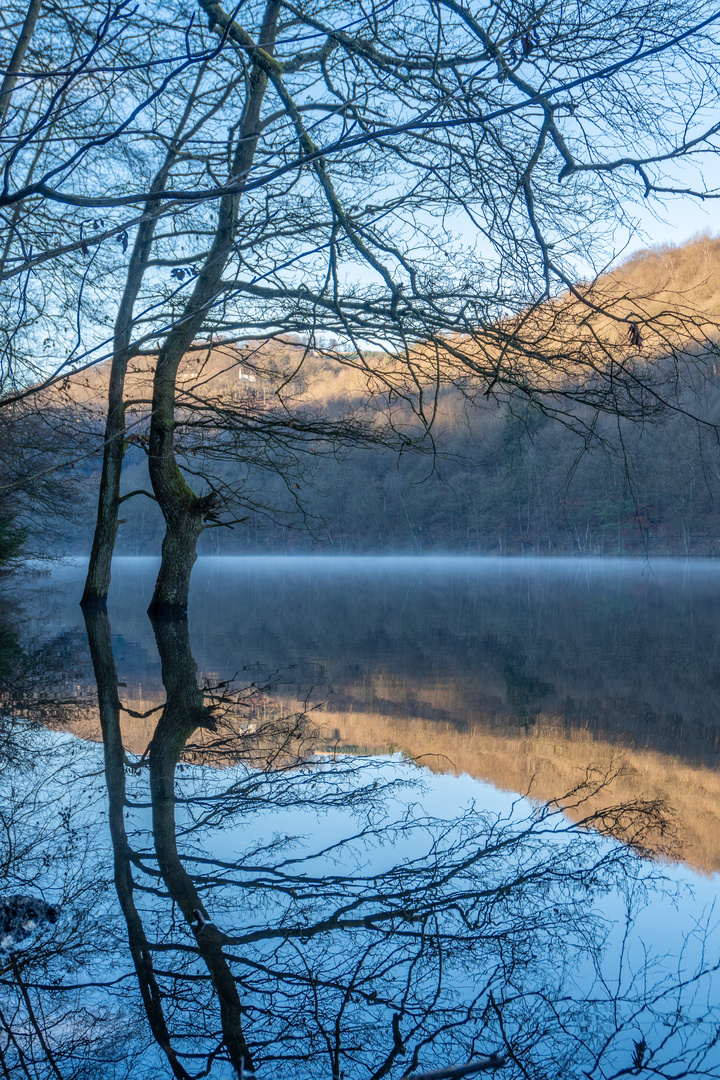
[608,232,720,315]
[25,232,720,557]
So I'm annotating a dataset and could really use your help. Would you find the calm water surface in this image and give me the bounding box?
[17,556,720,860]
[4,556,720,1078]
[26,555,720,736]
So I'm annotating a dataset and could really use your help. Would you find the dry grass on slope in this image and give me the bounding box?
[26,229,720,421]
[51,337,386,424]
[42,232,720,430]
[611,232,720,316]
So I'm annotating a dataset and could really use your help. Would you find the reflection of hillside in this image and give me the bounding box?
[315,706,720,875]
[322,669,720,768]
[17,558,720,871]
[179,559,720,745]
[24,560,720,762]
[52,685,720,874]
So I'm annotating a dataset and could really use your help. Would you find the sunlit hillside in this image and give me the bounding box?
[608,232,720,316]
[61,336,382,415]
[420,231,720,407]
[54,230,720,416]
[29,232,720,558]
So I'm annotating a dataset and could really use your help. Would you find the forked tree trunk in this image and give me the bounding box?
[147,344,208,614]
[147,0,281,615]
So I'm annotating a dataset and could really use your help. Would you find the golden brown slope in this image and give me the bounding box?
[47,231,720,426]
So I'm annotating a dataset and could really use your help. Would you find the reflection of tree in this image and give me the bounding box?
[83,607,191,1080]
[76,610,720,1078]
[2,604,720,1078]
[148,614,256,1075]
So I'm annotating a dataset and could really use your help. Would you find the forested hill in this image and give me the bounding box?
[35,234,720,556]
[599,232,720,316]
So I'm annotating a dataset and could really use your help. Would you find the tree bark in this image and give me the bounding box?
[148,490,206,615]
[147,0,281,614]
[0,0,42,128]
[80,355,131,609]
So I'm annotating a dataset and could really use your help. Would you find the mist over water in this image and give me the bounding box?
[28,555,720,754]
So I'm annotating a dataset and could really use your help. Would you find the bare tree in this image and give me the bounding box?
[3,0,720,605]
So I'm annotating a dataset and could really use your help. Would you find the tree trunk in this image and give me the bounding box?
[147,0,281,614]
[82,133,195,607]
[148,498,205,615]
[0,0,42,127]
[81,174,169,608]
[81,364,129,608]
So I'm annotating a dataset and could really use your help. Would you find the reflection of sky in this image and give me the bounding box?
[10,544,720,1072]
[7,722,720,1075]
[192,757,720,1074]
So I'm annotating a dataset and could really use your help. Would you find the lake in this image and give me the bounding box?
[3,556,720,1078]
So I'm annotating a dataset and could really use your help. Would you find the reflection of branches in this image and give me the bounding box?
[8,956,63,1080]
[410,1055,507,1080]
[1,602,719,1078]
[77,609,720,1079]
[0,715,146,1079]
[0,613,94,747]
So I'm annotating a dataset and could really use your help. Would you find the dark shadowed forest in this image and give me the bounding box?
[114,383,720,557]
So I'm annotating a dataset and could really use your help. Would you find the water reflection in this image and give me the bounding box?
[3,561,720,1076]
[14,556,720,869]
